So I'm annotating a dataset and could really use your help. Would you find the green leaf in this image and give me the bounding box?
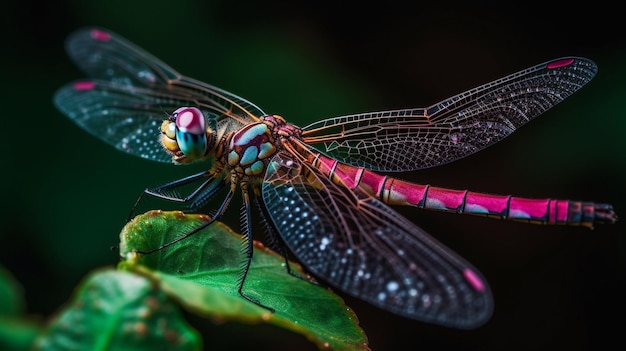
[118,210,370,351]
[0,266,24,316]
[33,269,201,351]
[0,266,41,351]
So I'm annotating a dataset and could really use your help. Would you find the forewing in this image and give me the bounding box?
[301,57,597,171]
[54,27,266,162]
[55,80,193,162]
[261,153,493,328]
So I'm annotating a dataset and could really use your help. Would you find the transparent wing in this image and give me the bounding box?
[54,27,266,162]
[261,152,493,329]
[55,80,194,162]
[301,57,597,171]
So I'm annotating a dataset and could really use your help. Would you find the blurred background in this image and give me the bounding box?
[1,0,624,350]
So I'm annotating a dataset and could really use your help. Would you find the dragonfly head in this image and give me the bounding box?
[160,107,216,164]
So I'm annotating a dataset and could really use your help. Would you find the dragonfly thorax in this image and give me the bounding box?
[225,117,290,177]
[261,114,302,138]
[160,107,217,164]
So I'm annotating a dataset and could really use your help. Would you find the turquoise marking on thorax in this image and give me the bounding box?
[228,122,278,176]
[240,146,259,166]
[228,150,239,166]
[258,142,276,159]
[233,124,269,146]
[245,160,265,175]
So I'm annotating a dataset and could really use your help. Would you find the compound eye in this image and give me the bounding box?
[173,107,208,160]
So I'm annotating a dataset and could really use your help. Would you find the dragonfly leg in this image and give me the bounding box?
[237,181,275,313]
[134,179,235,255]
[127,170,223,221]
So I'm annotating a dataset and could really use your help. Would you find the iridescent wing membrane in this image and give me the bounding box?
[54,27,266,162]
[302,58,597,171]
[262,152,492,328]
[263,57,597,328]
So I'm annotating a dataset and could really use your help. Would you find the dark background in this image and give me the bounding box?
[1,1,624,350]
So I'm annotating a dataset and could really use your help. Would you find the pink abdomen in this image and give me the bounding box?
[312,154,616,228]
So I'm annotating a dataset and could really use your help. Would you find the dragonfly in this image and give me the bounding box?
[54,27,617,330]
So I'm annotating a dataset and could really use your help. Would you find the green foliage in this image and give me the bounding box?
[119,210,369,351]
[0,212,369,350]
[0,267,41,351]
[33,269,201,351]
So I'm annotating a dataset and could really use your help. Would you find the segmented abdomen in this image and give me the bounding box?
[312,154,616,228]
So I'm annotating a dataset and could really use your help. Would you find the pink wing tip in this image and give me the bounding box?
[90,29,111,42]
[463,268,486,292]
[547,58,575,69]
[73,81,96,91]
